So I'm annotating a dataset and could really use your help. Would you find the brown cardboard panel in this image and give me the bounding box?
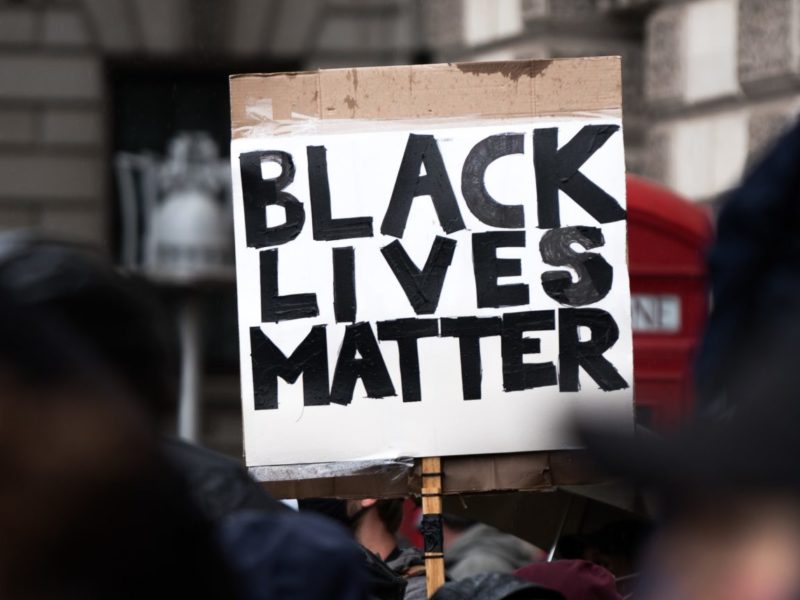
[260,451,607,500]
[441,488,643,550]
[534,57,622,114]
[235,57,623,499]
[263,471,412,501]
[230,57,621,137]
[442,451,600,494]
[230,70,319,123]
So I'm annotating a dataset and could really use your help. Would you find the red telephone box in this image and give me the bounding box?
[627,175,713,430]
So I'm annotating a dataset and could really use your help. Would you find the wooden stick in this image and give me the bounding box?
[421,456,445,598]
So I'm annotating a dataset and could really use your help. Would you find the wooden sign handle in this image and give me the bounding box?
[421,456,445,598]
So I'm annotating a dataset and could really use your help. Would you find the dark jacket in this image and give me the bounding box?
[161,437,286,521]
[695,122,800,413]
[219,510,367,600]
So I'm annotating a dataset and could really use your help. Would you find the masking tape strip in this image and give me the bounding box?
[232,109,623,140]
[249,456,415,482]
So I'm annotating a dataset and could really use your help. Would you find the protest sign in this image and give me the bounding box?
[230,57,633,489]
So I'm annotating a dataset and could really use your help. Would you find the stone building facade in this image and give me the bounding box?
[423,0,800,202]
[0,0,794,453]
[1,0,795,242]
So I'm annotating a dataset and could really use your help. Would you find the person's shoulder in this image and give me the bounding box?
[221,509,359,559]
[219,510,367,600]
[449,553,511,581]
[160,438,287,519]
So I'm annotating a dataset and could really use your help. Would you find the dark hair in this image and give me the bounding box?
[19,457,240,599]
[376,499,404,535]
[442,513,476,532]
[0,235,177,417]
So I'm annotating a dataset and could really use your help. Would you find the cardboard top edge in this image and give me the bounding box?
[229,70,312,80]
[228,56,622,82]
[229,56,622,134]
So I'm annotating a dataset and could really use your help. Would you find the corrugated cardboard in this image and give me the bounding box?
[230,57,623,499]
[230,57,621,134]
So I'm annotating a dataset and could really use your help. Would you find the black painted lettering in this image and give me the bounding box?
[307,145,373,241]
[330,322,396,405]
[472,231,529,308]
[540,226,613,306]
[381,134,466,238]
[440,317,502,400]
[461,133,525,228]
[250,325,329,409]
[377,318,439,402]
[558,308,629,392]
[260,249,319,322]
[240,151,305,248]
[332,246,357,323]
[381,236,456,315]
[534,126,626,229]
[501,311,558,391]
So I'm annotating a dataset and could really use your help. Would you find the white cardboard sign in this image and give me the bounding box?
[231,117,633,468]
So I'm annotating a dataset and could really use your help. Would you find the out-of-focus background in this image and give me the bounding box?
[0,0,787,457]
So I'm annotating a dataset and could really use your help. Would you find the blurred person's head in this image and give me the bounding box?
[442,513,478,549]
[347,497,404,560]
[300,497,404,560]
[0,235,234,598]
[0,233,177,419]
[581,367,800,600]
[640,492,800,600]
[0,240,154,573]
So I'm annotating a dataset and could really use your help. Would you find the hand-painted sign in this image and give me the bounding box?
[231,117,633,467]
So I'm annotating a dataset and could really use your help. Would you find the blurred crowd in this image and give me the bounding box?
[5,118,800,600]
